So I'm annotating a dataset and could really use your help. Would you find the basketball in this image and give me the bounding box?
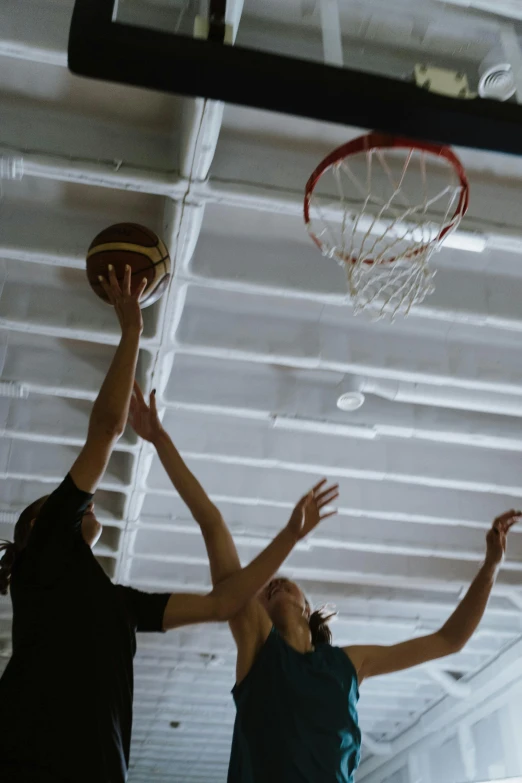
[86,223,171,308]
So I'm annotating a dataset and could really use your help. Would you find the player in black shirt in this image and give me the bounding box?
[0,267,320,783]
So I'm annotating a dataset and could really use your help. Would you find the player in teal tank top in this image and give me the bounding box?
[229,623,361,782]
[135,418,520,783]
[225,498,517,783]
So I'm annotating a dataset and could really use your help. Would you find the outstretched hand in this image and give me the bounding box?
[286,479,339,542]
[98,265,147,335]
[485,509,520,568]
[128,381,164,443]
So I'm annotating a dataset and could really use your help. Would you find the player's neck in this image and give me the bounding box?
[276,614,314,654]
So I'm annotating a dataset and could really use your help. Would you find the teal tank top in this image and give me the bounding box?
[228,627,361,783]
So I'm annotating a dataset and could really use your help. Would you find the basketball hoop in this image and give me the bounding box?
[304,133,469,318]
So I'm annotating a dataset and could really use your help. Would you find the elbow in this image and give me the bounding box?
[194,507,224,529]
[105,423,125,441]
[451,639,466,654]
[89,413,125,442]
[438,629,465,655]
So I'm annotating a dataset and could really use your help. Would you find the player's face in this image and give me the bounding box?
[259,577,309,618]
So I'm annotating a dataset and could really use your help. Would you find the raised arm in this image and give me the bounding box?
[70,266,147,494]
[128,386,338,679]
[129,385,337,585]
[119,496,330,632]
[7,267,148,583]
[346,510,520,682]
[162,497,331,629]
[117,490,338,633]
[129,383,242,585]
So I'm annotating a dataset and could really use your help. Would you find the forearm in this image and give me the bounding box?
[439,559,497,650]
[91,328,141,436]
[152,428,221,526]
[211,527,298,620]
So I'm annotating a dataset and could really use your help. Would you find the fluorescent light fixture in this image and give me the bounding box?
[348,212,486,254]
[487,234,522,254]
[443,231,487,253]
[435,0,522,21]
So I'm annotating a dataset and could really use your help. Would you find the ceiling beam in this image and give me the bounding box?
[128,550,522,600]
[0,0,69,66]
[357,634,522,780]
[114,0,247,586]
[7,145,521,253]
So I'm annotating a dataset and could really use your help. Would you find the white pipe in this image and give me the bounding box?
[360,378,522,417]
[0,148,494,257]
[225,0,245,43]
[19,151,178,196]
[111,0,121,22]
[320,0,344,67]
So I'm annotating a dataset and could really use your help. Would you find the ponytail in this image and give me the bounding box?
[309,605,337,646]
[0,495,48,595]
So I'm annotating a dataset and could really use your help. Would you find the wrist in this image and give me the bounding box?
[282,524,299,545]
[150,426,168,446]
[121,324,142,339]
[482,556,499,578]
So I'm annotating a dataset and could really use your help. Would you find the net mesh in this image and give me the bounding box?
[306,143,467,319]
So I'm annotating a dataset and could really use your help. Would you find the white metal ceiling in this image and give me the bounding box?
[1,1,522,782]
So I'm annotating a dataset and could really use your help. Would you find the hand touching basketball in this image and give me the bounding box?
[98,265,147,335]
[485,510,521,568]
[87,223,171,307]
[286,480,339,542]
[129,382,164,443]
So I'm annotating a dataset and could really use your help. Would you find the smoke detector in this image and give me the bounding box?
[479,63,516,101]
[336,377,365,411]
[336,392,365,411]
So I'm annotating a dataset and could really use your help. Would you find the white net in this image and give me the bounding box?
[306,142,468,319]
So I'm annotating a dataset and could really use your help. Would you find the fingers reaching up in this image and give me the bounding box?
[98,265,147,334]
[486,509,521,567]
[311,479,340,521]
[128,381,163,443]
[288,479,339,541]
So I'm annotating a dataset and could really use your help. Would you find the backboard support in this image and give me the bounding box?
[68,0,522,156]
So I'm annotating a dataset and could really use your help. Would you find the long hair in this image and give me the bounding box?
[0,496,48,595]
[307,603,338,646]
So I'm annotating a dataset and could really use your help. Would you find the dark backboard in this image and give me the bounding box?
[68,0,522,155]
